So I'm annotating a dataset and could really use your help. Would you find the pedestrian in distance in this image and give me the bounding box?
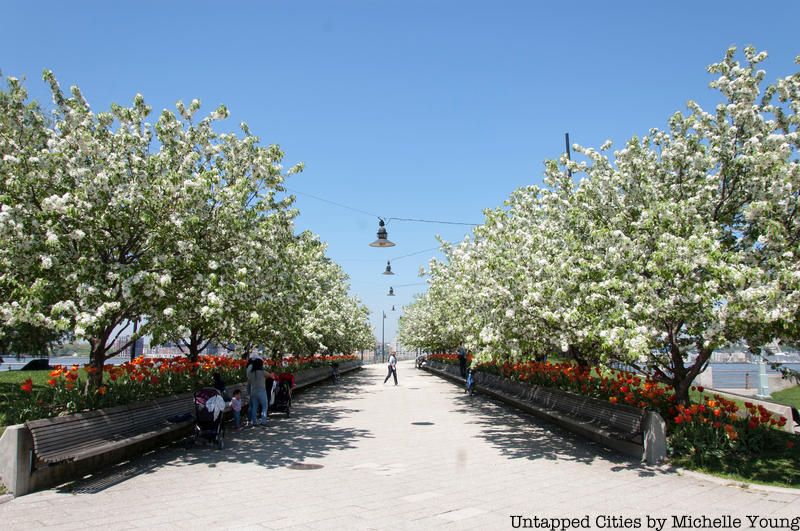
[465,367,476,395]
[384,352,398,385]
[457,345,467,379]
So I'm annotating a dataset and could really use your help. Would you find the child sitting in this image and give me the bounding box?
[230,389,242,429]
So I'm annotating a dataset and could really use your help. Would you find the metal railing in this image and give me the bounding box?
[358,350,420,365]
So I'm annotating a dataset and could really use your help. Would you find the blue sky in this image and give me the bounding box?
[2,1,799,347]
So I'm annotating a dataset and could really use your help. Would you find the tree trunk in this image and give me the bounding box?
[188,333,201,362]
[669,341,713,405]
[567,344,592,367]
[87,335,109,390]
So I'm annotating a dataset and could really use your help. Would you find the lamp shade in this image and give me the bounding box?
[369,219,395,247]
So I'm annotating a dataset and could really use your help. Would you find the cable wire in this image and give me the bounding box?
[284,187,382,219]
[387,217,478,226]
[392,245,444,261]
[283,188,479,226]
[340,243,451,263]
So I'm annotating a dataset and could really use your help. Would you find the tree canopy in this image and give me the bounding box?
[0,72,373,386]
[398,47,800,403]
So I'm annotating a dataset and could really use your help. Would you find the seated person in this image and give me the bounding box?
[212,372,230,402]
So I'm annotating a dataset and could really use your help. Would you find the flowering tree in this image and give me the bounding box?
[229,230,373,357]
[144,100,300,361]
[299,246,374,355]
[0,73,182,387]
[555,47,800,401]
[399,47,800,404]
[0,72,373,390]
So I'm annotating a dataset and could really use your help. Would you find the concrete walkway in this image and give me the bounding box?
[2,361,799,530]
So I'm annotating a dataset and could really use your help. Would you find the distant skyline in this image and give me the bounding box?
[3,1,799,346]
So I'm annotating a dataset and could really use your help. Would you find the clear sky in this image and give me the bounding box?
[2,1,799,347]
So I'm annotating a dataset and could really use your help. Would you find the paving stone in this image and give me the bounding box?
[1,361,799,529]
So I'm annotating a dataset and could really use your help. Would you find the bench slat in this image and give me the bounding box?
[27,391,203,464]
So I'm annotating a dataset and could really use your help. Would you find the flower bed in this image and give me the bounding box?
[6,353,357,425]
[428,353,796,467]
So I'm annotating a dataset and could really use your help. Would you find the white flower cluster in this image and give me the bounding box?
[0,72,373,367]
[398,47,800,400]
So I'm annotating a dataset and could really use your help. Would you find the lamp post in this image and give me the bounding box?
[756,355,770,399]
[381,311,386,363]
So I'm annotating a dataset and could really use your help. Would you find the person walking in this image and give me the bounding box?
[383,352,398,385]
[246,354,269,426]
[457,345,467,379]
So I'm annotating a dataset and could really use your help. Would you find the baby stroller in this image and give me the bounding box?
[268,373,294,417]
[194,387,226,449]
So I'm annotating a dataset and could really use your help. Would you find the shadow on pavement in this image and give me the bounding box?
[429,373,668,478]
[64,369,376,494]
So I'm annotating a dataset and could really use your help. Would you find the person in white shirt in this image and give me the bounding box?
[383,353,398,385]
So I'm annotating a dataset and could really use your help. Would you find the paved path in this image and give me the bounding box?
[2,361,799,530]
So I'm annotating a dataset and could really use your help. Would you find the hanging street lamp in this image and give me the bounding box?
[388,287,395,296]
[369,219,395,247]
[383,260,395,275]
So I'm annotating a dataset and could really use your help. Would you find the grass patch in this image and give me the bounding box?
[771,386,800,410]
[0,369,73,429]
[0,369,54,387]
[673,449,800,489]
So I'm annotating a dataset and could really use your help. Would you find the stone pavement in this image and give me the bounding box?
[2,361,799,530]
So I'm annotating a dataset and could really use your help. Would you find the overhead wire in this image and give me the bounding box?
[340,243,450,263]
[391,245,443,261]
[284,187,479,226]
[284,187,382,219]
[386,217,478,226]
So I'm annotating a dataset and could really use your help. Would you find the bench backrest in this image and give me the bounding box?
[531,386,645,434]
[26,393,194,464]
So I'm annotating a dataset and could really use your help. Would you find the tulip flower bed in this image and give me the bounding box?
[2,353,357,426]
[428,353,798,482]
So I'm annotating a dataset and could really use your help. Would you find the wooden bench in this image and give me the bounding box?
[26,394,196,465]
[529,385,646,443]
[1,360,364,496]
[423,361,665,464]
[24,361,364,465]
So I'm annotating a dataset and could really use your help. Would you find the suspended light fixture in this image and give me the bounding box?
[369,219,395,247]
[388,287,395,296]
[391,305,396,311]
[382,260,395,275]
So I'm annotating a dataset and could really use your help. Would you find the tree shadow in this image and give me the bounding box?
[436,378,668,479]
[63,369,376,493]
